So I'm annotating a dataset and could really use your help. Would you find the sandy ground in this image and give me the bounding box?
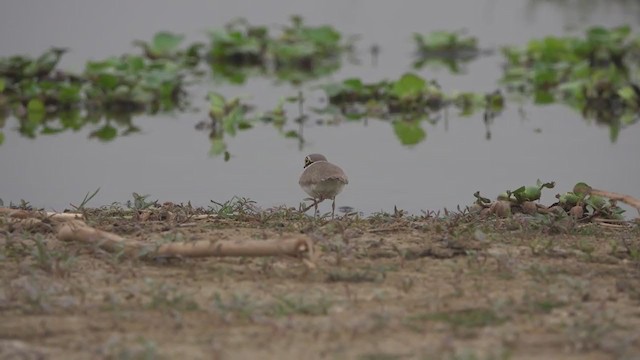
[1,206,639,360]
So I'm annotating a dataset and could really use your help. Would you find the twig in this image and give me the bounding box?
[0,208,83,221]
[575,184,640,216]
[57,221,314,261]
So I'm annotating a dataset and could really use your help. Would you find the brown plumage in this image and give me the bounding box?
[298,154,348,218]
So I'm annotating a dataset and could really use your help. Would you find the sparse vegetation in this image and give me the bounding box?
[1,196,639,358]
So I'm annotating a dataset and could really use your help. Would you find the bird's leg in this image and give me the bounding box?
[331,197,336,219]
[314,199,319,218]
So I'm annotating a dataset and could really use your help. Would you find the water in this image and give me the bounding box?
[1,0,639,215]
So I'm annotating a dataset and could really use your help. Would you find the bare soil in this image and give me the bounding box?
[1,207,640,360]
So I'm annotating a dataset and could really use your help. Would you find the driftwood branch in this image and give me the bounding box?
[56,221,314,261]
[574,184,640,216]
[0,208,83,221]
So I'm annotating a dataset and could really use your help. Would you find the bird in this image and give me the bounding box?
[298,154,349,218]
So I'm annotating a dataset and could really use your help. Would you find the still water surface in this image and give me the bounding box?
[1,0,638,214]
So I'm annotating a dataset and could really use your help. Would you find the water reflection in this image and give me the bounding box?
[0,0,638,215]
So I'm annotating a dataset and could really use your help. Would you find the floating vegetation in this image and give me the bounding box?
[315,73,504,145]
[207,16,353,85]
[132,31,204,68]
[473,180,628,223]
[413,30,485,73]
[501,26,640,141]
[0,47,192,141]
[198,92,255,159]
[2,21,639,148]
[195,92,302,159]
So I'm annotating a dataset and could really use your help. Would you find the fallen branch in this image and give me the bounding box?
[0,208,83,221]
[57,220,141,256]
[57,221,314,261]
[574,183,640,216]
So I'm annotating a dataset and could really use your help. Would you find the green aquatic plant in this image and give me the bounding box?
[207,16,351,85]
[413,30,482,73]
[132,31,204,67]
[84,55,187,112]
[317,73,503,120]
[497,180,556,204]
[474,181,626,222]
[0,45,193,143]
[314,73,504,146]
[501,26,640,139]
[203,91,255,159]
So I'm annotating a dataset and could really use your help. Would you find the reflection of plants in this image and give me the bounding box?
[413,30,483,73]
[315,73,504,145]
[0,47,191,142]
[207,16,352,85]
[133,31,203,66]
[201,92,255,158]
[501,26,640,140]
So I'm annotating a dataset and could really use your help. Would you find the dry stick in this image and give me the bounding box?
[156,238,312,258]
[58,220,141,256]
[588,188,640,216]
[0,208,83,221]
[57,221,314,260]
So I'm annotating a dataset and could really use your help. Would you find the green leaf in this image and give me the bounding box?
[126,56,146,71]
[152,32,184,54]
[609,121,620,143]
[59,84,82,103]
[343,78,364,92]
[222,106,245,136]
[27,98,45,113]
[209,138,226,156]
[534,90,555,104]
[90,124,118,141]
[27,98,45,123]
[0,77,5,92]
[393,120,426,146]
[97,74,120,90]
[391,73,426,99]
[208,92,226,118]
[284,130,299,138]
[617,86,638,106]
[0,131,4,145]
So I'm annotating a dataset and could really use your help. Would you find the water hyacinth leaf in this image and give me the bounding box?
[617,86,638,106]
[97,73,120,90]
[90,124,117,141]
[223,107,245,136]
[209,138,226,156]
[152,32,184,54]
[60,110,83,130]
[416,31,454,49]
[0,77,5,92]
[302,26,340,47]
[41,125,66,135]
[284,130,298,138]
[126,56,146,71]
[620,113,637,126]
[343,78,364,92]
[393,120,426,146]
[59,84,82,103]
[27,98,46,122]
[208,92,226,118]
[0,131,4,145]
[534,90,555,104]
[392,73,426,99]
[27,98,45,115]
